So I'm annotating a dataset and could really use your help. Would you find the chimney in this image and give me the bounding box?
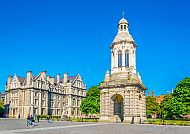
[49,77,55,85]
[57,74,60,84]
[152,90,155,97]
[64,73,68,83]
[47,76,50,81]
[148,91,150,96]
[8,75,13,85]
[27,71,32,86]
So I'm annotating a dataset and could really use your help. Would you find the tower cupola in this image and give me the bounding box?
[118,17,128,32]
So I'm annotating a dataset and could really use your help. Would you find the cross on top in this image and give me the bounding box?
[122,11,125,18]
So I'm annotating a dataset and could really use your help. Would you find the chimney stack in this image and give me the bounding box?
[152,90,155,97]
[8,75,12,85]
[57,74,60,84]
[148,91,150,96]
[26,71,32,86]
[64,73,68,83]
[49,77,55,85]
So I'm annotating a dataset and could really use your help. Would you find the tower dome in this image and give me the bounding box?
[119,17,128,25]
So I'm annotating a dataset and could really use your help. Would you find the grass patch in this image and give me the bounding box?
[70,117,99,122]
[146,118,190,126]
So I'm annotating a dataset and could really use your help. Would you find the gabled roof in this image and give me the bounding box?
[68,76,78,82]
[59,75,78,83]
[17,76,26,83]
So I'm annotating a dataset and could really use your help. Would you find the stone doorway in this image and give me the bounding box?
[111,94,124,122]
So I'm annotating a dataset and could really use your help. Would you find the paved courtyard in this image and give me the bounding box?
[0,119,190,134]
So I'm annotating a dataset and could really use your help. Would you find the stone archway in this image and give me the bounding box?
[111,94,124,122]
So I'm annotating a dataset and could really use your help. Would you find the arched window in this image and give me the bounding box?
[124,25,126,30]
[118,51,122,67]
[121,25,123,30]
[125,52,129,67]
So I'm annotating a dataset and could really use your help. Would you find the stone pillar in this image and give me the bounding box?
[115,53,118,68]
[39,91,42,115]
[133,50,136,71]
[111,51,114,69]
[68,95,72,116]
[30,90,34,115]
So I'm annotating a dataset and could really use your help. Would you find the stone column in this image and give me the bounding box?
[123,89,130,123]
[111,51,114,69]
[133,50,136,71]
[115,52,118,68]
[39,91,42,115]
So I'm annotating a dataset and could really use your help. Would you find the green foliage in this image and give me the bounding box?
[39,115,61,121]
[80,86,100,115]
[146,96,160,116]
[163,77,190,118]
[70,117,98,122]
[0,100,4,117]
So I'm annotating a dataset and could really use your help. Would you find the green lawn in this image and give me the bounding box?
[146,118,190,126]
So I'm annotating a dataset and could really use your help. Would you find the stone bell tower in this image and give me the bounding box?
[99,16,146,123]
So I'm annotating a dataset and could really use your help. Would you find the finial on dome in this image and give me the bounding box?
[122,11,125,18]
[104,69,110,82]
[106,69,109,74]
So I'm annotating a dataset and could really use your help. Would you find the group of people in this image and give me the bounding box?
[26,114,40,127]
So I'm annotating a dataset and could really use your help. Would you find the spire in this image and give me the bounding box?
[104,70,110,82]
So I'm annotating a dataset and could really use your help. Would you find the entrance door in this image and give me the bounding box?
[112,94,123,122]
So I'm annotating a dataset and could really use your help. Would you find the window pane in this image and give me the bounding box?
[124,25,126,30]
[118,52,122,67]
[121,25,123,30]
[125,52,129,67]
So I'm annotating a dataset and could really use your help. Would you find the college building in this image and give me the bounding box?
[4,71,86,118]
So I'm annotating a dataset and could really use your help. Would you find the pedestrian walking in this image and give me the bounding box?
[27,114,30,126]
[47,115,50,123]
[37,115,40,122]
[30,115,34,127]
[18,114,20,119]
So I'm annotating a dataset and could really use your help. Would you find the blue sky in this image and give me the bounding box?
[0,0,190,96]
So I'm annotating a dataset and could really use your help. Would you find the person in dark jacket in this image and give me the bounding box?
[27,114,30,126]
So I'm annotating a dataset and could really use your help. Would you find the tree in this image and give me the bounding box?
[163,77,190,119]
[161,94,173,118]
[173,77,190,115]
[0,100,4,117]
[80,86,100,116]
[146,96,160,117]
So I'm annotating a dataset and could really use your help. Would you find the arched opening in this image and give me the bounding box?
[125,51,129,67]
[118,51,122,68]
[111,94,124,122]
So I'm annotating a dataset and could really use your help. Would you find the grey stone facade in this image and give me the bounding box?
[99,17,146,123]
[4,71,86,118]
